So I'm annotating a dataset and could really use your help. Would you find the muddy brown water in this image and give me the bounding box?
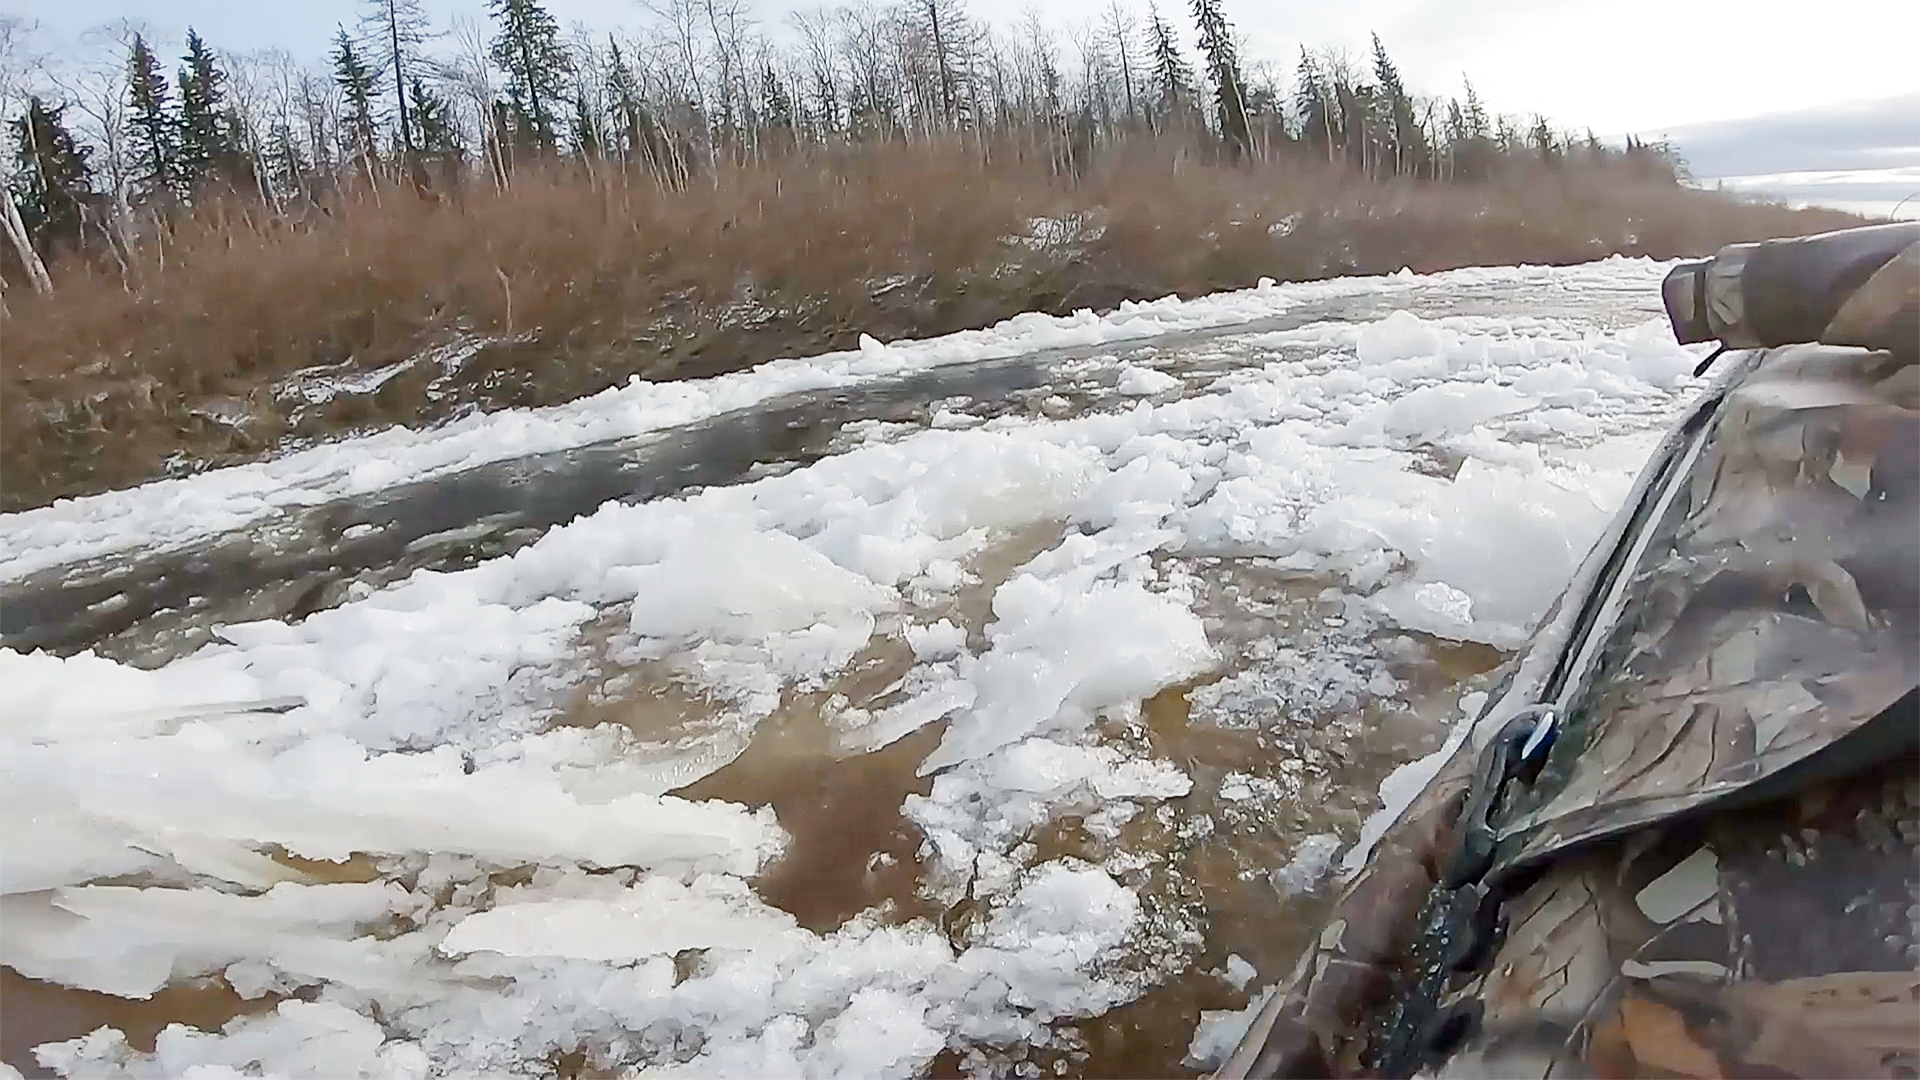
[0,558,1505,1078]
[0,285,1590,1076]
[558,552,1502,1079]
[0,970,279,1077]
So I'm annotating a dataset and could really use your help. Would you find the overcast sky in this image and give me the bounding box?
[7,0,1920,201]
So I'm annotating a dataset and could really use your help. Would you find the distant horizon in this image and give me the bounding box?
[1690,168,1919,221]
[1655,94,1920,218]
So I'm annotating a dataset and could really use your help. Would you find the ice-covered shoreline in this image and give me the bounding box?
[0,257,1673,584]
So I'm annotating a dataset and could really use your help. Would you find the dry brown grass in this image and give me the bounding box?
[0,138,1865,511]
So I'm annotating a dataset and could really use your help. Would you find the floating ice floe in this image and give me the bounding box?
[1,261,1710,1077]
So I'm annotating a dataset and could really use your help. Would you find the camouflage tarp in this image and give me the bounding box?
[1216,240,1920,1080]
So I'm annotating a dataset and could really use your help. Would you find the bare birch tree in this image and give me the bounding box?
[0,14,54,296]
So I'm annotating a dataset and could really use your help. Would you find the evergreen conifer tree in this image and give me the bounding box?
[332,28,380,175]
[1145,3,1192,126]
[177,28,242,189]
[487,0,570,152]
[1369,34,1423,176]
[9,95,96,255]
[125,33,179,200]
[1189,0,1250,158]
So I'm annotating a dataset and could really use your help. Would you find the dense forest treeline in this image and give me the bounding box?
[1,0,1686,286]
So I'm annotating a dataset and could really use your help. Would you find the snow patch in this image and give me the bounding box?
[1356,309,1444,364]
[1116,365,1181,396]
[905,618,968,661]
[435,874,801,962]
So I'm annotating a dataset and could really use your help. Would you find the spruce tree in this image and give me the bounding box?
[761,66,794,137]
[177,28,240,190]
[332,28,380,174]
[1369,34,1422,176]
[1463,78,1489,139]
[1189,0,1250,158]
[1293,48,1335,161]
[1145,3,1192,124]
[1039,49,1062,122]
[410,77,461,159]
[9,96,97,255]
[1452,77,1493,181]
[1330,72,1369,171]
[1495,114,1519,156]
[607,37,644,158]
[1444,97,1465,173]
[1581,128,1604,165]
[125,33,179,200]
[266,120,308,195]
[1529,114,1558,163]
[487,0,570,152]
